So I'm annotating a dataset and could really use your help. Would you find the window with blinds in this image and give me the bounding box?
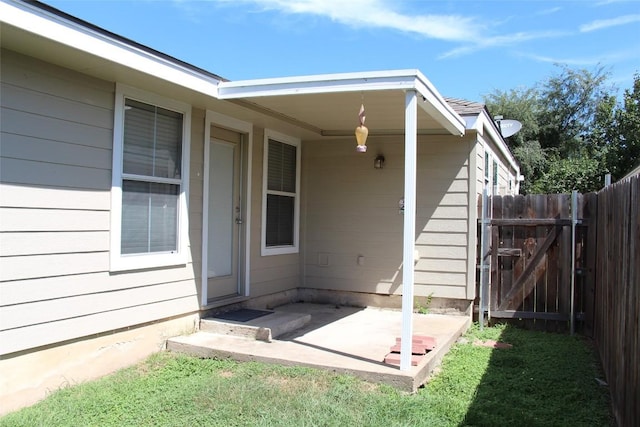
[265,139,297,247]
[121,98,183,254]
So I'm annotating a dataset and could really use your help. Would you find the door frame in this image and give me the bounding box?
[201,110,253,307]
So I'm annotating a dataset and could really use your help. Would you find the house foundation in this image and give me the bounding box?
[0,313,199,415]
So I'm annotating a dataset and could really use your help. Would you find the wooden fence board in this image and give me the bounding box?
[582,192,597,336]
[497,226,561,311]
[589,176,638,427]
[479,193,586,331]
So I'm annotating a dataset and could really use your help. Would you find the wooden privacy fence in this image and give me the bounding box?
[477,192,593,332]
[477,174,639,427]
[592,175,639,427]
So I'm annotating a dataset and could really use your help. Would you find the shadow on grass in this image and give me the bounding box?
[460,323,613,427]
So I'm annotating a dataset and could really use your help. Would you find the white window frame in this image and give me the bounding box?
[261,129,301,256]
[492,159,500,196]
[110,83,191,271]
[484,149,491,185]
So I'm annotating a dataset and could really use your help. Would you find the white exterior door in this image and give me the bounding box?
[206,137,242,301]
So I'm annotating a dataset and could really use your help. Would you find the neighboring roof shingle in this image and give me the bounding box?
[445,97,485,116]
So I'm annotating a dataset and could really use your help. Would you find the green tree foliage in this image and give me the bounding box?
[484,66,640,194]
[531,154,602,194]
[607,74,640,179]
[537,65,612,155]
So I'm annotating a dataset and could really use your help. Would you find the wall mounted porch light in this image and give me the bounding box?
[374,155,385,169]
[355,104,368,152]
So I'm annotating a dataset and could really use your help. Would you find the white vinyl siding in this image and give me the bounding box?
[261,130,300,256]
[110,84,191,271]
[302,135,471,300]
[0,51,198,356]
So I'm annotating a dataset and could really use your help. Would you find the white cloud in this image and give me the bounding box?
[209,0,483,42]
[536,7,562,16]
[519,48,640,66]
[580,14,640,32]
[207,0,572,60]
[439,30,568,59]
[594,0,628,6]
[520,53,599,66]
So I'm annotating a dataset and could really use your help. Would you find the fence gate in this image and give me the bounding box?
[477,192,594,332]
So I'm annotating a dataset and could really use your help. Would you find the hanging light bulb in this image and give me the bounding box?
[355,104,368,152]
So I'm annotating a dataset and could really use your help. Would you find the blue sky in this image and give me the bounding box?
[46,0,639,102]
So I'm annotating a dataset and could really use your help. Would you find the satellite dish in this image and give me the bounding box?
[497,119,522,138]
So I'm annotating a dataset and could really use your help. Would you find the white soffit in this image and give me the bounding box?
[219,70,465,136]
[0,0,221,98]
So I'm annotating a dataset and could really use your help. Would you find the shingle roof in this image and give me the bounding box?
[445,97,485,116]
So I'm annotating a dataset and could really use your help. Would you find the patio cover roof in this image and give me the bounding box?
[217,71,466,138]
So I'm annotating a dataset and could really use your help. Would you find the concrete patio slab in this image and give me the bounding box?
[167,303,471,392]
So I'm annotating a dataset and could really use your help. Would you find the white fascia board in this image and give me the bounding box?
[218,69,466,137]
[414,71,465,136]
[217,69,419,99]
[1,0,220,97]
[476,112,519,172]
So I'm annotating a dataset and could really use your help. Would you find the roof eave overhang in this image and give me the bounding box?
[1,0,222,98]
[218,70,466,137]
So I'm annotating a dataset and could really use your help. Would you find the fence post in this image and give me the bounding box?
[570,190,578,335]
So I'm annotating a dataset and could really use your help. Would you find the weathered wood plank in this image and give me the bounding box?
[590,176,639,427]
[490,310,570,321]
[546,194,561,318]
[497,248,522,257]
[497,225,562,311]
[486,218,573,226]
[531,194,548,329]
[490,195,501,312]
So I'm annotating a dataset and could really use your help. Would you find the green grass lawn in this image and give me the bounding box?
[0,323,613,427]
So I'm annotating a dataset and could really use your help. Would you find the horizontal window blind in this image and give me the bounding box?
[266,194,294,247]
[121,181,179,254]
[120,98,183,255]
[123,99,182,179]
[267,139,296,193]
[265,139,297,248]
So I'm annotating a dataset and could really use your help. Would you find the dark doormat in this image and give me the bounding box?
[212,309,273,322]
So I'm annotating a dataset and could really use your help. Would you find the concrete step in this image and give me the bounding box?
[199,311,311,342]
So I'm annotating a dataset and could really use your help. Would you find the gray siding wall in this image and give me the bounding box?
[0,50,199,355]
[302,135,474,300]
[478,134,518,197]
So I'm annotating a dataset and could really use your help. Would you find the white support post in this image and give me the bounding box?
[400,90,418,371]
